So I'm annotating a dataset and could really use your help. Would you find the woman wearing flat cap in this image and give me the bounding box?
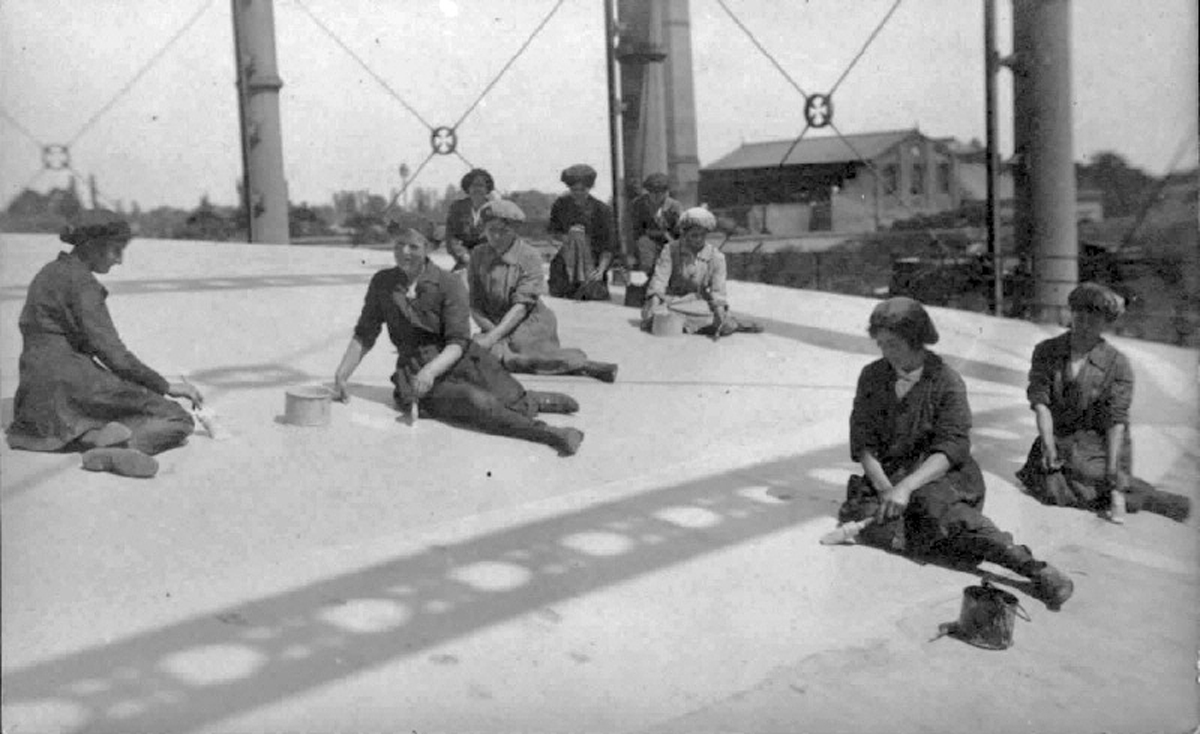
[831,297,1074,611]
[333,222,585,456]
[1016,282,1190,522]
[469,200,619,383]
[547,163,617,301]
[6,209,202,478]
[641,206,763,338]
[444,167,497,272]
[627,172,683,276]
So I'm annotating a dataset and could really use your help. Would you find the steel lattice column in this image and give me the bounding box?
[617,0,700,207]
[1012,0,1076,322]
[232,0,289,244]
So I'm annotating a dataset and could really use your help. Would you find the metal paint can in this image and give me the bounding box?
[284,385,333,426]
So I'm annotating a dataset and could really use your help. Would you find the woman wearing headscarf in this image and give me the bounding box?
[444,168,497,272]
[641,207,763,337]
[1016,282,1190,522]
[6,210,202,478]
[831,297,1074,610]
[469,200,619,383]
[332,224,585,456]
[547,163,617,301]
[627,172,683,276]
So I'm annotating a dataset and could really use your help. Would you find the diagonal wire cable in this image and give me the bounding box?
[827,0,903,97]
[450,0,569,131]
[382,150,438,216]
[714,0,809,99]
[291,0,435,131]
[0,106,44,148]
[828,120,947,248]
[777,122,813,168]
[67,0,216,147]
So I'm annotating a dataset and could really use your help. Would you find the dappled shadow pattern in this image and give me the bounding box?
[0,447,856,733]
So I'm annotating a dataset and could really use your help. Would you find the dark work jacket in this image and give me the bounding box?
[850,351,985,504]
[353,262,470,376]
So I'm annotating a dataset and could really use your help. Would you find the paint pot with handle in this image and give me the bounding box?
[937,580,1030,650]
[650,311,685,337]
[283,385,333,426]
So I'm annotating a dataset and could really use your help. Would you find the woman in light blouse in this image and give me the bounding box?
[641,207,763,337]
[469,200,618,382]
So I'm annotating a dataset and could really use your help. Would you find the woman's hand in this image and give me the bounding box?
[1040,448,1063,473]
[411,367,436,398]
[473,332,497,351]
[584,267,605,284]
[331,378,351,404]
[167,381,204,409]
[876,484,912,522]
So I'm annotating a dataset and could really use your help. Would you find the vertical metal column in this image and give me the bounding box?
[1013,0,1077,323]
[604,0,629,263]
[983,0,1004,316]
[662,0,700,207]
[231,0,289,244]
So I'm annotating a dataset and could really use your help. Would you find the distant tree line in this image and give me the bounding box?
[1,179,561,246]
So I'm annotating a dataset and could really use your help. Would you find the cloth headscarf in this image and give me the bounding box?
[678,207,717,232]
[561,164,597,188]
[868,296,940,347]
[60,209,132,246]
[1067,282,1125,321]
[642,173,670,192]
[485,199,526,223]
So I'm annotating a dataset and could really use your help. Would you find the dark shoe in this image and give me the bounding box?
[548,427,585,456]
[529,391,579,415]
[582,361,618,383]
[1030,563,1074,611]
[78,421,132,449]
[81,447,159,478]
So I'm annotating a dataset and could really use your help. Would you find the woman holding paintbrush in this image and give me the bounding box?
[829,297,1074,610]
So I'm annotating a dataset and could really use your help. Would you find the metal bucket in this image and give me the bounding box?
[946,580,1030,650]
[650,311,685,337]
[283,385,332,426]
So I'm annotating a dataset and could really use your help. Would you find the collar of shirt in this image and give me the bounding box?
[680,242,716,262]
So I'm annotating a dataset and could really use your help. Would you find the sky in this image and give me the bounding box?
[1,0,1196,210]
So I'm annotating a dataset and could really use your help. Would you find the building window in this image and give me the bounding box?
[881,164,898,194]
[938,162,952,194]
[911,163,925,196]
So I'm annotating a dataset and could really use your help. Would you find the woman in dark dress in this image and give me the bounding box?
[332,225,585,456]
[1016,282,1190,522]
[832,297,1074,610]
[469,200,618,382]
[443,168,496,272]
[547,164,617,301]
[6,210,202,477]
[626,172,683,276]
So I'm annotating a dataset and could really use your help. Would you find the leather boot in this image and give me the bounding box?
[528,391,579,415]
[545,426,585,456]
[579,361,618,383]
[1029,563,1074,611]
[993,543,1074,611]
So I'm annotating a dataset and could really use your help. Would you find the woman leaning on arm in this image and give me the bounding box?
[332,223,585,456]
[468,199,619,383]
[6,210,201,478]
[1016,282,1190,523]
